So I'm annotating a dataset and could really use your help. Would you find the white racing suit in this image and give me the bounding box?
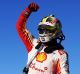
[16,7,69,74]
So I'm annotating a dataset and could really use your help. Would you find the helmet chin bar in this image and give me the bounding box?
[39,33,53,43]
[39,36,50,43]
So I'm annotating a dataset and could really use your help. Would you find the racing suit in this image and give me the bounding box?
[16,7,69,74]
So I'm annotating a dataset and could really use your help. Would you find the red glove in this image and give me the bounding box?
[28,2,39,12]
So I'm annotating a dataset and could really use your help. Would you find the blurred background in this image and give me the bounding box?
[0,0,80,74]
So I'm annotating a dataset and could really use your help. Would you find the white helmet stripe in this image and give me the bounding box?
[39,22,55,27]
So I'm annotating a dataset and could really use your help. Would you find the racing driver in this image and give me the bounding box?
[16,2,69,74]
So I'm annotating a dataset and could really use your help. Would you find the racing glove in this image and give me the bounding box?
[28,2,39,12]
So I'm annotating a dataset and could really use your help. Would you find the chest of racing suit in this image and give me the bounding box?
[16,7,69,74]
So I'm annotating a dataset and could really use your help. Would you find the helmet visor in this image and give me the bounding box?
[38,25,56,34]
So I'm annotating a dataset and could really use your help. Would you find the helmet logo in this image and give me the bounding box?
[50,19,57,24]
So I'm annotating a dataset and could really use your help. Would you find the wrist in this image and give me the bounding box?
[23,7,32,17]
[25,8,31,15]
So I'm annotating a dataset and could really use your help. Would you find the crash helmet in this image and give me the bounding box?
[38,15,65,43]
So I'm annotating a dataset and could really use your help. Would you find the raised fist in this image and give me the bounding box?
[28,2,39,12]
